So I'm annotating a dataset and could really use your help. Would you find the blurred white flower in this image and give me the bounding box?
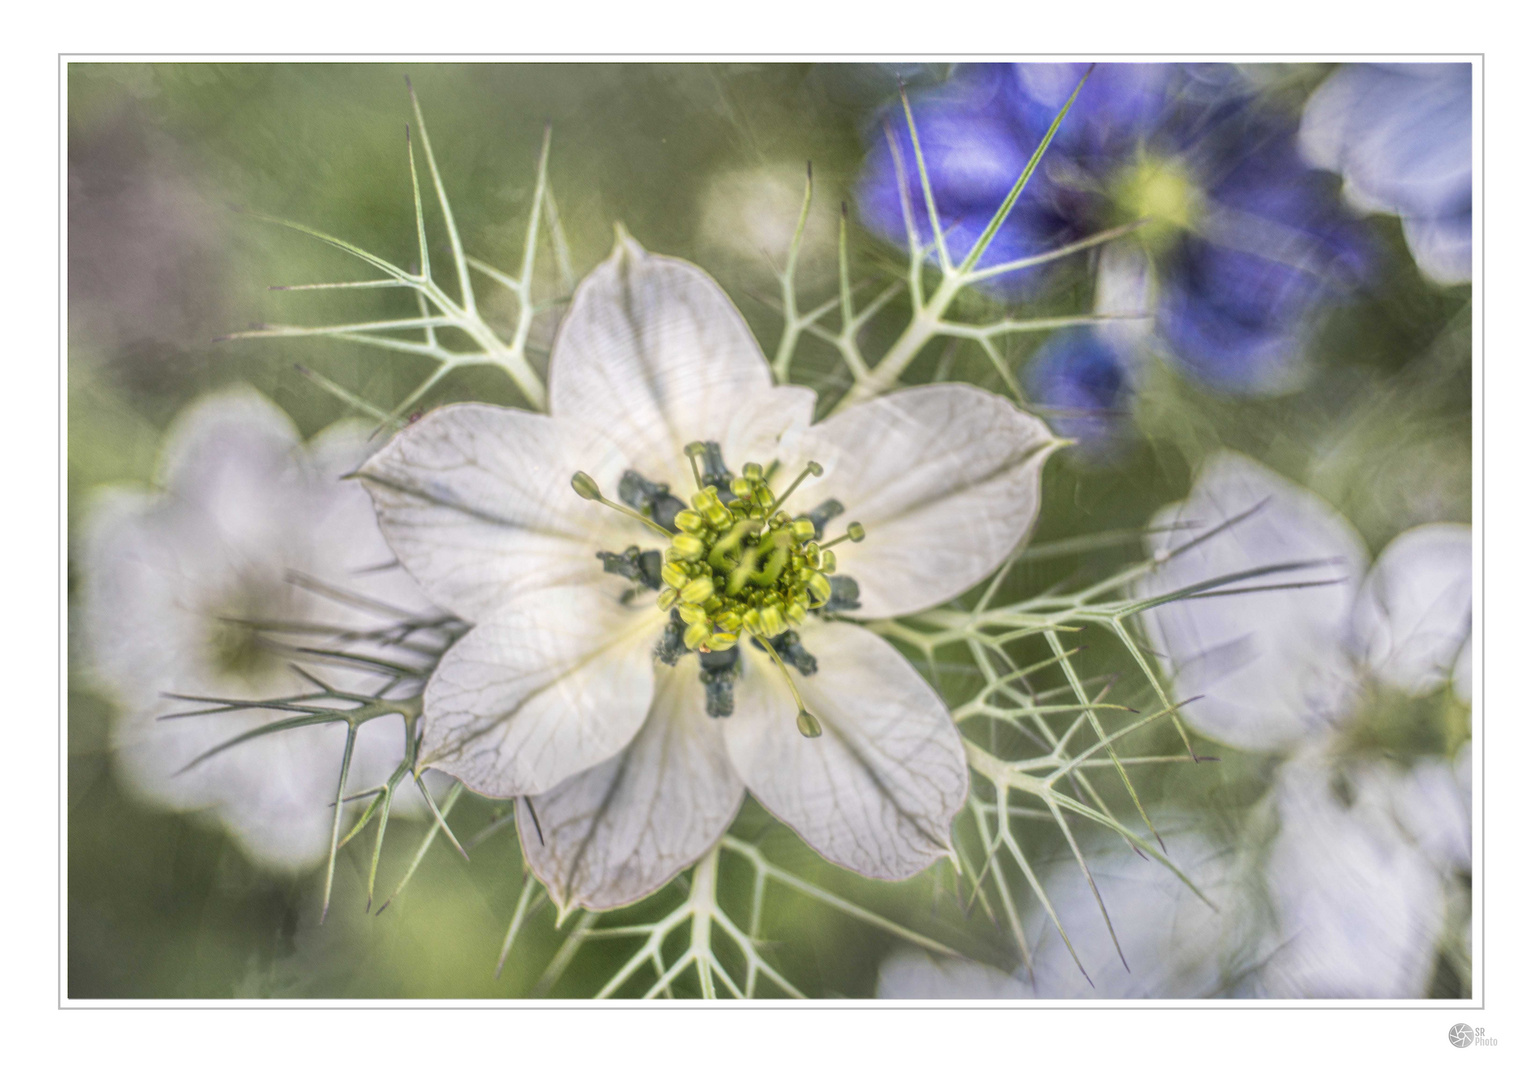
[358,233,1060,912]
[1351,524,1475,698]
[82,388,438,872]
[1137,452,1471,997]
[1300,63,1472,285]
[1257,749,1468,998]
[695,163,838,288]
[878,831,1255,1000]
[1139,454,1471,752]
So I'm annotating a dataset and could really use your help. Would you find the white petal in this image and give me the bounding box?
[81,487,218,720]
[876,951,1029,999]
[723,621,968,879]
[1136,453,1367,752]
[153,386,300,545]
[1350,523,1471,696]
[357,403,641,622]
[1453,637,1472,705]
[787,385,1058,619]
[1389,749,1472,875]
[1260,757,1447,998]
[1093,239,1156,353]
[1402,211,1473,287]
[547,232,815,493]
[420,586,661,797]
[1300,64,1471,223]
[1016,831,1252,998]
[519,661,745,913]
[1299,63,1472,285]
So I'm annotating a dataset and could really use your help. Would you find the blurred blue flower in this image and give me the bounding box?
[1022,327,1130,454]
[856,63,1372,395]
[1300,63,1472,286]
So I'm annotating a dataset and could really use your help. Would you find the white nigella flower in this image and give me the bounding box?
[1136,452,1472,997]
[358,233,1060,912]
[1300,63,1473,286]
[82,389,438,872]
[1258,745,1470,997]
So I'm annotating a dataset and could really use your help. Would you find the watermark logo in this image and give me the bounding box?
[1448,1023,1496,1048]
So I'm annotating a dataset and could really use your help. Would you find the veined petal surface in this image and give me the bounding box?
[723,621,968,879]
[789,385,1058,619]
[519,661,745,913]
[357,404,637,622]
[547,233,814,494]
[420,587,660,797]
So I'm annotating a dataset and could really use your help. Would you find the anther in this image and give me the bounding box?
[758,606,787,637]
[680,577,715,604]
[752,628,823,739]
[806,572,832,605]
[823,522,865,548]
[767,461,823,516]
[670,533,706,560]
[570,472,676,539]
[571,472,602,500]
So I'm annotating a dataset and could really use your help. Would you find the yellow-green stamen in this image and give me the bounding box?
[821,522,865,549]
[571,472,675,539]
[752,628,822,739]
[577,447,861,736]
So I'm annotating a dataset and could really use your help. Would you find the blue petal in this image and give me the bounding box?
[1022,328,1131,452]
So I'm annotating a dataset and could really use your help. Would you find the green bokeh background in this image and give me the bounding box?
[66,62,1471,998]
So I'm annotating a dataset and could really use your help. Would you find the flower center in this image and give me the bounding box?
[571,441,867,737]
[207,618,274,679]
[1113,154,1203,248]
